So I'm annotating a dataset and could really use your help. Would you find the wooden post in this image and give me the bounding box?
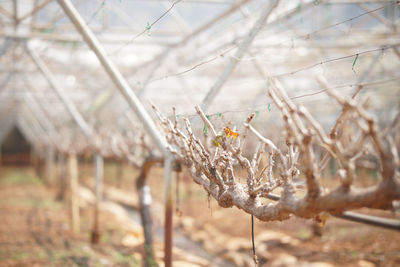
[68,153,79,234]
[116,159,123,187]
[91,153,103,244]
[31,148,40,178]
[45,145,55,185]
[56,151,67,201]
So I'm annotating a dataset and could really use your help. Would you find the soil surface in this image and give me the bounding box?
[1,164,400,267]
[151,168,400,267]
[0,167,145,267]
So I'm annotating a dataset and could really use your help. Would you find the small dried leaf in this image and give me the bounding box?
[315,212,330,227]
[224,126,239,139]
[213,139,221,147]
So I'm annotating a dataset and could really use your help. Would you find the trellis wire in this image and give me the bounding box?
[265,2,395,48]
[111,0,183,55]
[167,76,400,120]
[147,44,398,85]
[86,0,106,26]
[142,2,396,84]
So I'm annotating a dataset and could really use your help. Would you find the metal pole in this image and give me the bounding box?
[266,193,400,231]
[30,0,39,32]
[136,0,251,95]
[22,73,64,131]
[13,0,18,29]
[337,211,400,231]
[22,100,55,146]
[24,43,93,138]
[197,0,279,115]
[23,90,58,140]
[163,155,174,267]
[56,3,175,263]
[0,37,12,57]
[136,157,161,266]
[20,105,51,145]
[16,117,38,145]
[56,0,168,156]
[18,0,52,23]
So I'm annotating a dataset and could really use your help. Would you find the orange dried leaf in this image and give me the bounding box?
[224,127,239,139]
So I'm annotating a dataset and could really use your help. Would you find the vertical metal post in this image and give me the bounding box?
[91,152,103,244]
[164,155,174,267]
[136,158,159,266]
[68,153,80,234]
[95,153,103,213]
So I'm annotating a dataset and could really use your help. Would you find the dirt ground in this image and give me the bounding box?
[0,166,145,267]
[147,167,400,267]
[1,163,400,267]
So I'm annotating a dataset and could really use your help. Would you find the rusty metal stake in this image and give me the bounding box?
[164,156,174,267]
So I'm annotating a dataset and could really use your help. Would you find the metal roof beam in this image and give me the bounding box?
[56,0,168,156]
[25,42,93,138]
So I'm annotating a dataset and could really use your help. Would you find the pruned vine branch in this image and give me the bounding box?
[154,78,400,222]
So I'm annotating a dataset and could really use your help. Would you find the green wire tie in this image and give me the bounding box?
[352,54,359,74]
[218,112,222,117]
[268,103,271,112]
[298,3,303,23]
[93,1,106,18]
[203,115,210,135]
[203,124,208,135]
[255,110,259,118]
[146,22,151,36]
